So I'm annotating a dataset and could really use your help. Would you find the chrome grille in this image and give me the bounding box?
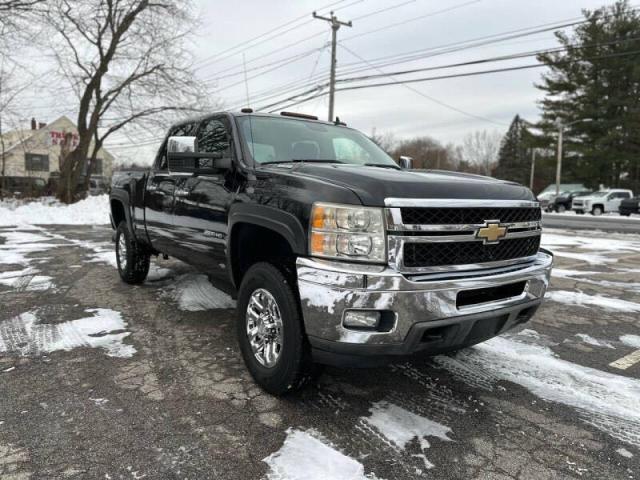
[400,207,540,225]
[403,236,540,268]
[385,198,542,274]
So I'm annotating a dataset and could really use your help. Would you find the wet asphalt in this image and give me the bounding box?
[0,224,639,480]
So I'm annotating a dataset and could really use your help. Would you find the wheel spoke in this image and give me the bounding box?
[245,288,283,368]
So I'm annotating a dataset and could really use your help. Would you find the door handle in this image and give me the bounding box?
[147,184,158,191]
[175,188,190,197]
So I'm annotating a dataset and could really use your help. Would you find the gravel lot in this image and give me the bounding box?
[1,224,639,479]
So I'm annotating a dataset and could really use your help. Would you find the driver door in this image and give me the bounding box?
[144,122,197,256]
[172,115,237,276]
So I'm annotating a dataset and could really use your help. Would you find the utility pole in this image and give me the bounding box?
[312,11,352,121]
[530,149,536,191]
[555,118,592,196]
[242,53,251,108]
[555,124,563,196]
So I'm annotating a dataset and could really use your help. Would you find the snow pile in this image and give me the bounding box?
[263,429,375,480]
[362,401,452,469]
[0,308,135,358]
[163,273,235,310]
[0,195,110,226]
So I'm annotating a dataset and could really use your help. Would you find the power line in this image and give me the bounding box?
[337,35,640,84]
[202,9,606,101]
[260,48,640,112]
[336,49,640,91]
[338,43,506,126]
[193,0,356,71]
[196,0,452,83]
[341,0,482,42]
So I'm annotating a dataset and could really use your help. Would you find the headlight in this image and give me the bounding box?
[309,202,386,262]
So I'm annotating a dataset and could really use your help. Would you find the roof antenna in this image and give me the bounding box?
[243,53,251,109]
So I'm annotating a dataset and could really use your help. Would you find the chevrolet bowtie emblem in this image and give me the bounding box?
[476,221,507,244]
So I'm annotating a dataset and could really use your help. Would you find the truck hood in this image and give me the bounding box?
[267,163,535,206]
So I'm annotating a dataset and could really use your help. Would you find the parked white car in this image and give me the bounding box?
[571,189,634,215]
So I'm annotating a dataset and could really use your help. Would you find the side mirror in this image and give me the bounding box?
[167,135,226,174]
[398,155,413,169]
[168,136,196,154]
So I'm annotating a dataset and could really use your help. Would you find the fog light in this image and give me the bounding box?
[343,310,380,329]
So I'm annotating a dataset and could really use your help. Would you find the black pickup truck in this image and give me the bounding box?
[110,111,553,394]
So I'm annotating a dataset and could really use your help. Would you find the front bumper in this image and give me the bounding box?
[297,250,553,366]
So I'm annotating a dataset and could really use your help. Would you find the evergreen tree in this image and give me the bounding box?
[493,115,532,185]
[536,0,640,190]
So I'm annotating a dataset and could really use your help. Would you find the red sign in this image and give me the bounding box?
[49,131,79,148]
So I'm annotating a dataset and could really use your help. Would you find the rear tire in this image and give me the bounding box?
[115,221,150,284]
[236,262,318,395]
[557,204,566,213]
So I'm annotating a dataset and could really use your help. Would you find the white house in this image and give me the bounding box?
[0,115,115,183]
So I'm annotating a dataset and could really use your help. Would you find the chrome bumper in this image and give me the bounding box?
[297,250,553,362]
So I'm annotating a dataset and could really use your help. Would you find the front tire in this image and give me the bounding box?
[557,204,566,213]
[236,262,317,395]
[592,206,603,216]
[115,221,150,284]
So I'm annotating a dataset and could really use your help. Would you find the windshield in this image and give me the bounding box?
[237,115,398,167]
[590,191,609,197]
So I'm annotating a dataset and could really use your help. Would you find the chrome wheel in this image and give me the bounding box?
[246,288,283,368]
[117,234,128,270]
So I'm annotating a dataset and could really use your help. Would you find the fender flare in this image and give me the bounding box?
[228,203,307,256]
[109,190,135,238]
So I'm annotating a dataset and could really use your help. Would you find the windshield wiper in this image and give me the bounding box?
[260,159,346,165]
[363,163,401,170]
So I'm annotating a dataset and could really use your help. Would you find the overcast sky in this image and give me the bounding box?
[10,0,615,163]
[188,0,610,145]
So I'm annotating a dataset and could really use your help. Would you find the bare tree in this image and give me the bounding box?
[0,55,35,198]
[46,0,212,202]
[370,127,396,154]
[0,0,47,51]
[460,130,503,176]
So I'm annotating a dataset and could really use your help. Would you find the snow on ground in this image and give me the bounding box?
[0,195,110,226]
[437,330,640,447]
[263,428,375,480]
[362,401,452,469]
[0,267,54,292]
[546,290,640,312]
[542,230,640,253]
[617,448,634,458]
[541,229,640,264]
[551,268,599,278]
[573,334,616,349]
[543,211,640,221]
[0,308,135,358]
[0,230,60,265]
[620,335,640,349]
[163,274,235,311]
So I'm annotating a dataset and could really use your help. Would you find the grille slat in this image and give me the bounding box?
[400,207,541,225]
[403,236,541,268]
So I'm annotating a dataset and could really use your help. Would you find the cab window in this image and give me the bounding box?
[196,117,232,169]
